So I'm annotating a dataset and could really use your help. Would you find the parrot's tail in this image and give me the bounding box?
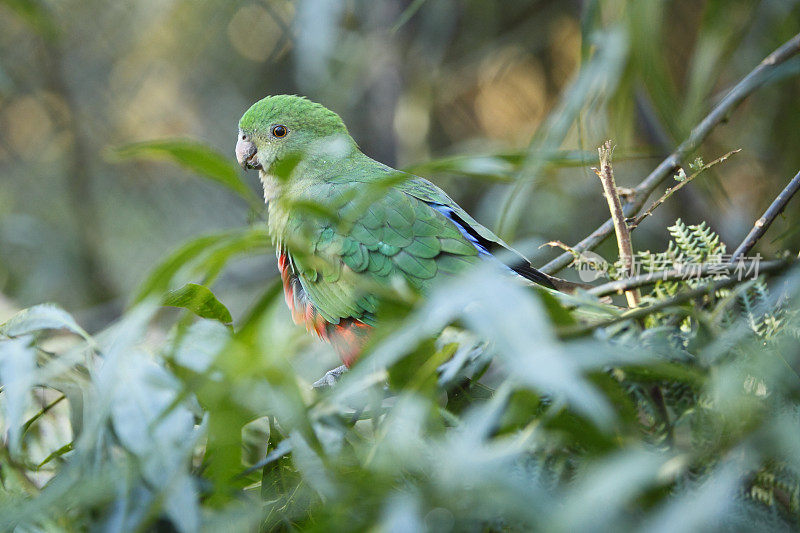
[542,275,596,294]
[511,261,595,294]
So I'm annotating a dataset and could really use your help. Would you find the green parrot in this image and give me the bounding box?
[236,95,580,367]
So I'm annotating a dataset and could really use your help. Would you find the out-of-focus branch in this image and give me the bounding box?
[541,32,800,275]
[730,169,800,263]
[593,141,640,307]
[37,35,117,304]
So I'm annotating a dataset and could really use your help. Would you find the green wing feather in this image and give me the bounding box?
[283,180,482,325]
[396,177,530,265]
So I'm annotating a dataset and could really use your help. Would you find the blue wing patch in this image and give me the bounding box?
[428,204,493,258]
[427,202,555,289]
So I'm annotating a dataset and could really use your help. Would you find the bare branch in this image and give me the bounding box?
[594,141,640,307]
[587,259,789,298]
[541,32,800,275]
[730,169,800,262]
[560,259,793,338]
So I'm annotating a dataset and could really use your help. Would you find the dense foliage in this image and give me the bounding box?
[2,151,800,530]
[2,1,800,531]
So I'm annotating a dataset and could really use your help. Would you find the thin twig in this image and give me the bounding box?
[629,149,742,229]
[540,239,581,256]
[594,141,640,307]
[540,240,609,268]
[541,32,800,275]
[730,169,800,262]
[587,259,789,298]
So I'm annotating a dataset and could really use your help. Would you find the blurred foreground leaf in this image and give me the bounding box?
[133,227,269,304]
[163,283,233,326]
[0,336,36,454]
[112,139,259,205]
[0,303,92,341]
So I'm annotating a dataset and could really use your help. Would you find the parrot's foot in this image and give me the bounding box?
[312,365,348,389]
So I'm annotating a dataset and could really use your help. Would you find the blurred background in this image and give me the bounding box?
[1,0,799,328]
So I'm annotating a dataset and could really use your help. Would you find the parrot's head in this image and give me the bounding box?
[236,95,356,176]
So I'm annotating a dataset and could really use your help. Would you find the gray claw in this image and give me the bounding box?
[312,365,349,389]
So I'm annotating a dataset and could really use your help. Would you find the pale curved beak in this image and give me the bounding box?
[236,137,260,170]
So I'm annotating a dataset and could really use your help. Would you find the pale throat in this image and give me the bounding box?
[258,170,282,202]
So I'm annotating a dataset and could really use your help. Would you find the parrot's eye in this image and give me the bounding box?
[271,125,288,138]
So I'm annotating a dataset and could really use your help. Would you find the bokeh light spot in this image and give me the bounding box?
[227,4,284,62]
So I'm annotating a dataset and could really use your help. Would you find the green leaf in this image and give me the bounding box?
[536,289,578,327]
[162,283,233,325]
[134,233,233,303]
[404,150,655,182]
[387,337,441,392]
[36,442,73,469]
[133,227,268,303]
[621,362,706,388]
[111,139,258,204]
